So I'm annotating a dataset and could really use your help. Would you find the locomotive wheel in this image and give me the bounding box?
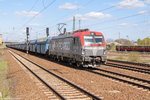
[103,61,107,65]
[76,62,81,67]
[69,61,72,66]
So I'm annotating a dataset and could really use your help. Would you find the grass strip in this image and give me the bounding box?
[0,49,10,99]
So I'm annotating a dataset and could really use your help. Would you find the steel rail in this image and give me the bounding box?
[10,50,102,100]
[86,69,150,90]
[106,63,150,74]
[108,61,150,71]
[9,51,66,100]
[93,68,150,84]
[108,59,150,67]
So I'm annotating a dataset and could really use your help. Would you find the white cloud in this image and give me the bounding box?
[145,0,150,4]
[59,3,81,10]
[70,12,112,20]
[138,10,150,14]
[117,0,146,9]
[29,23,40,27]
[15,11,39,17]
[118,23,138,28]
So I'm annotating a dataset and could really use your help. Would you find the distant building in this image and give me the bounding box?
[0,34,2,44]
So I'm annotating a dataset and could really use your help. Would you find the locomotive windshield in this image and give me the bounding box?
[84,35,104,45]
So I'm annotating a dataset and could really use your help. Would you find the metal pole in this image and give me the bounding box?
[46,27,49,37]
[79,20,81,29]
[73,16,75,32]
[26,27,29,54]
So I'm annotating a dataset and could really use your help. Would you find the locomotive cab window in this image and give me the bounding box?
[84,36,94,45]
[84,35,104,45]
[95,36,104,44]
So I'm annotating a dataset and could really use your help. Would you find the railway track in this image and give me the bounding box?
[9,50,101,100]
[106,61,150,74]
[9,49,150,92]
[85,68,150,90]
[108,59,150,67]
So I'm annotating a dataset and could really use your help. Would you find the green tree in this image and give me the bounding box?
[137,38,150,46]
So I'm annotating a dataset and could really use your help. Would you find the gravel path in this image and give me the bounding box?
[5,49,49,100]
[10,49,150,100]
[10,50,94,100]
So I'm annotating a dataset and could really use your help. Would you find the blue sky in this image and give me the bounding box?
[0,0,150,42]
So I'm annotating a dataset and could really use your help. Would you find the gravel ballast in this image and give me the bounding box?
[5,50,49,100]
[9,49,150,100]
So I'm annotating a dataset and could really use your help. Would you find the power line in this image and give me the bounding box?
[37,0,95,29]
[55,1,115,26]
[42,0,46,8]
[97,5,115,12]
[18,0,40,30]
[19,0,57,30]
[35,0,116,33]
[31,1,116,36]
[28,0,40,12]
[56,5,116,32]
[93,19,150,31]
[83,12,149,28]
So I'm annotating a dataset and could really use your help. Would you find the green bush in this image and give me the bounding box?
[137,38,150,46]
[0,60,9,99]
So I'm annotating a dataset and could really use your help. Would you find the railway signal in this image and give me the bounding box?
[46,27,49,37]
[26,27,29,54]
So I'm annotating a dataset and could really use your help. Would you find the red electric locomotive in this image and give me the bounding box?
[49,29,107,67]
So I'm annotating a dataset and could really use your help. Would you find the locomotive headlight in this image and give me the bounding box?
[82,50,85,55]
[82,49,85,55]
[82,51,84,55]
[103,50,106,55]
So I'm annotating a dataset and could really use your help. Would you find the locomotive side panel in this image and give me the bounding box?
[49,37,73,58]
[72,37,82,61]
[49,37,82,62]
